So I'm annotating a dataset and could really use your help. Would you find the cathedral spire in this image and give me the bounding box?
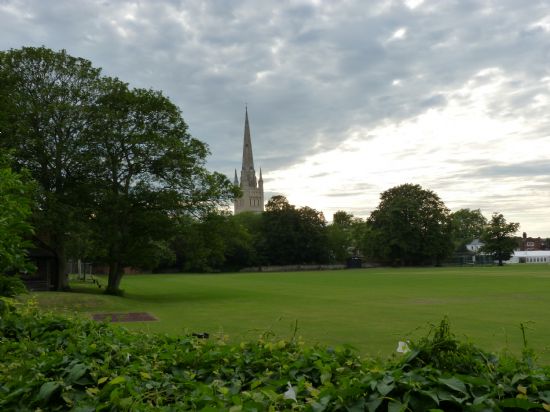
[234,106,264,214]
[242,106,255,173]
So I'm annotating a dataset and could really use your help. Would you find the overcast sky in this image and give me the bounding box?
[2,0,550,236]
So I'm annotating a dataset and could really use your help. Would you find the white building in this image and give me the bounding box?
[465,239,483,253]
[505,250,550,264]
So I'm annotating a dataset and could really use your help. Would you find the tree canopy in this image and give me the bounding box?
[261,196,329,265]
[366,184,453,266]
[0,47,102,289]
[480,213,519,266]
[451,208,487,251]
[0,47,237,293]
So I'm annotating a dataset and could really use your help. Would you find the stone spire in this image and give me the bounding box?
[241,106,257,187]
[234,107,264,214]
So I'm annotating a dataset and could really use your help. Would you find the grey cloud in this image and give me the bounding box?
[2,0,550,233]
[454,160,550,180]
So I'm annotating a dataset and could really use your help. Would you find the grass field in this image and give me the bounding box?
[31,265,550,361]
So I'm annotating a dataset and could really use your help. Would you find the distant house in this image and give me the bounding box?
[518,232,547,251]
[465,239,483,253]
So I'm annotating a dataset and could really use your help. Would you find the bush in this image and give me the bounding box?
[0,274,27,297]
[1,303,550,411]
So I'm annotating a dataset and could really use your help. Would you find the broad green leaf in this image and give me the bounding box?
[86,387,99,396]
[108,376,126,385]
[66,363,88,383]
[376,381,395,396]
[438,377,468,395]
[511,374,529,385]
[499,398,540,410]
[320,371,332,384]
[388,400,406,412]
[366,397,383,412]
[419,389,439,405]
[36,381,60,402]
[250,380,262,389]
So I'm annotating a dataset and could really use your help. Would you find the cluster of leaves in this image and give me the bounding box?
[0,153,35,276]
[2,301,550,411]
[0,275,27,297]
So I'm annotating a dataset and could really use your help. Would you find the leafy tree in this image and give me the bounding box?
[261,196,329,265]
[0,154,35,275]
[327,211,366,263]
[233,211,264,263]
[366,184,453,266]
[174,212,254,272]
[332,211,355,227]
[0,47,101,289]
[479,213,519,266]
[1,47,237,293]
[87,78,237,293]
[451,208,487,251]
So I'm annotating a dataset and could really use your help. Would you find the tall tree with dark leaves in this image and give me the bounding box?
[1,47,238,293]
[0,47,101,289]
[88,79,237,293]
[261,196,329,265]
[480,213,519,266]
[451,208,488,251]
[366,184,453,266]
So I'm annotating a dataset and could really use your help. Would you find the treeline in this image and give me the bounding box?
[0,47,521,291]
[154,184,520,273]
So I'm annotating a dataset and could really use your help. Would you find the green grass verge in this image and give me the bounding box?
[31,265,550,361]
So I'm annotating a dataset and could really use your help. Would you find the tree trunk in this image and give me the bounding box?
[105,262,124,295]
[54,244,70,290]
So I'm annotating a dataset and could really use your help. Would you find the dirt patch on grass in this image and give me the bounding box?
[92,312,158,322]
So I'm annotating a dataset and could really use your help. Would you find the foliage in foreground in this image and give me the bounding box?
[0,275,27,297]
[2,301,550,411]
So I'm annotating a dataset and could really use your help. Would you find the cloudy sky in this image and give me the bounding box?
[2,0,550,236]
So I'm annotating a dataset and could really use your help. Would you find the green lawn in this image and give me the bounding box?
[31,265,550,361]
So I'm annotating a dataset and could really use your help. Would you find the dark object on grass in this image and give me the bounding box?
[91,312,157,322]
[192,332,209,339]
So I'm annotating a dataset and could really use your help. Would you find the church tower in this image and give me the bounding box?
[234,107,264,214]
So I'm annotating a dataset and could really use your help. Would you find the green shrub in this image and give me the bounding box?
[1,304,550,411]
[0,274,27,297]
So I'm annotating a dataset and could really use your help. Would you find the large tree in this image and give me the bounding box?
[86,77,237,294]
[479,213,519,266]
[174,212,254,273]
[1,47,237,293]
[0,47,101,289]
[451,208,487,251]
[261,196,329,265]
[366,184,453,265]
[327,211,366,263]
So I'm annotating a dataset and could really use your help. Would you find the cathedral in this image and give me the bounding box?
[233,108,264,214]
